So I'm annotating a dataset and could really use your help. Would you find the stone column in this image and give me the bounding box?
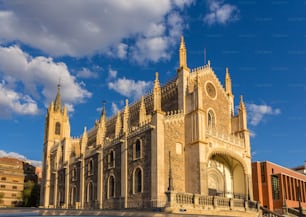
[65,167,69,208]
[151,111,165,207]
[97,150,103,208]
[54,173,58,208]
[79,158,85,208]
[121,138,128,208]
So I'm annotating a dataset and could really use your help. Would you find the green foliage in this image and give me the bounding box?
[22,181,40,207]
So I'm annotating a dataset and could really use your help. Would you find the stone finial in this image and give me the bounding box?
[115,112,122,137]
[225,67,232,95]
[179,36,187,68]
[239,95,246,111]
[153,72,161,112]
[139,96,147,124]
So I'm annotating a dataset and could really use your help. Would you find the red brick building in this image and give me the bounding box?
[252,161,306,214]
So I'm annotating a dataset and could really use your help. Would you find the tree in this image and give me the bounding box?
[23,181,40,207]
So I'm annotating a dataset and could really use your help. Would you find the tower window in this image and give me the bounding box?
[134,139,142,160]
[134,167,142,193]
[55,122,61,135]
[207,110,216,128]
[88,159,94,176]
[108,150,115,168]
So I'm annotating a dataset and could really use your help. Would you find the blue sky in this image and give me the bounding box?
[0,0,305,168]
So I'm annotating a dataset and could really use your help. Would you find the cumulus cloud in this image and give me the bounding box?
[0,82,39,117]
[0,45,91,117]
[246,103,281,126]
[203,0,239,25]
[0,0,193,62]
[0,150,42,167]
[76,68,98,79]
[108,77,152,99]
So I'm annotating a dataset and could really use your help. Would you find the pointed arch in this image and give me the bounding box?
[108,175,115,199]
[86,181,94,203]
[133,167,143,193]
[55,122,61,135]
[207,109,216,128]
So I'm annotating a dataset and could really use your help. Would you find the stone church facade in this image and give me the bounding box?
[40,37,254,210]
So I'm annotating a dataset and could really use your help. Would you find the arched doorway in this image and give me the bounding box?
[208,153,247,199]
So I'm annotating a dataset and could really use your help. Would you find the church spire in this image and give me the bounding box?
[54,83,62,112]
[179,36,187,69]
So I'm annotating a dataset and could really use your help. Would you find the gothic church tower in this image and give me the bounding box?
[40,84,71,207]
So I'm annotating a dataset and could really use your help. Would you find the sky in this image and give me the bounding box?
[0,0,305,168]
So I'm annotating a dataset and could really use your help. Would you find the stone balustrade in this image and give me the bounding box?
[206,128,245,147]
[166,191,259,213]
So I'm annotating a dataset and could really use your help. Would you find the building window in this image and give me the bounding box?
[134,139,142,160]
[1,177,6,181]
[108,175,115,199]
[72,167,77,181]
[261,163,265,183]
[134,167,142,193]
[271,175,280,200]
[86,182,94,202]
[108,150,115,168]
[12,186,17,190]
[0,185,5,188]
[88,159,94,176]
[207,110,216,128]
[12,193,16,197]
[55,122,61,135]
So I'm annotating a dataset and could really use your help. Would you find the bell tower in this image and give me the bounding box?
[40,84,71,207]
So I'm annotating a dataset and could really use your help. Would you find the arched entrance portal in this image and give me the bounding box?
[208,153,247,199]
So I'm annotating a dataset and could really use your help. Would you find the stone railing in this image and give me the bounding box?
[206,128,245,147]
[166,191,259,213]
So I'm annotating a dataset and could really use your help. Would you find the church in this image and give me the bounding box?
[40,37,255,213]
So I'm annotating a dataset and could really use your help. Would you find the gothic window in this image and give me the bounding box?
[134,167,142,193]
[108,175,115,198]
[108,150,115,168]
[55,122,61,135]
[86,182,93,202]
[88,159,94,176]
[207,110,216,128]
[134,139,142,160]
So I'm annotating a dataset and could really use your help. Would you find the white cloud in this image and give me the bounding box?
[0,150,42,167]
[77,68,98,79]
[108,68,118,80]
[203,0,239,25]
[0,82,39,117]
[0,45,91,117]
[246,103,281,126]
[111,102,120,115]
[0,1,193,62]
[108,77,152,99]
